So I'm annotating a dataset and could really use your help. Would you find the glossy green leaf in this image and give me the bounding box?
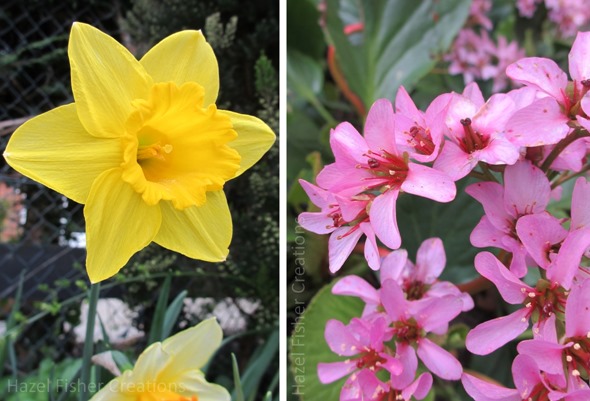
[289,279,364,401]
[396,179,483,283]
[325,0,471,108]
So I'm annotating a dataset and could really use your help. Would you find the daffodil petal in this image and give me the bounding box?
[176,371,231,401]
[4,104,121,204]
[154,191,231,261]
[219,110,276,177]
[125,342,171,385]
[69,22,152,138]
[140,30,219,106]
[87,375,135,401]
[161,318,222,374]
[85,168,162,283]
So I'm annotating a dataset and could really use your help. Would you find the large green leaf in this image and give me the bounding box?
[289,280,364,401]
[325,0,472,108]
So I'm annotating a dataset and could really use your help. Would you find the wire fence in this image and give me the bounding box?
[0,0,276,384]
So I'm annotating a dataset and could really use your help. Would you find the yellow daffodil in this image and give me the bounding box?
[3,23,275,283]
[90,318,229,401]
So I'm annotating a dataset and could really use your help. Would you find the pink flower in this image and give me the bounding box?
[506,31,590,147]
[466,160,551,277]
[341,369,433,401]
[393,87,450,163]
[545,0,590,38]
[516,0,541,18]
[545,177,590,289]
[317,99,455,250]
[465,252,567,355]
[433,83,520,180]
[381,279,464,380]
[468,0,493,30]
[518,278,590,379]
[332,238,473,319]
[317,316,402,385]
[297,180,380,273]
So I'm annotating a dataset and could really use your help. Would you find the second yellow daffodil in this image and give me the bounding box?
[4,23,275,283]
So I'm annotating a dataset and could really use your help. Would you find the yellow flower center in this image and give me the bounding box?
[121,81,241,209]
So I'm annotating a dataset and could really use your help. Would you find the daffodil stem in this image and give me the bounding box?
[79,282,100,401]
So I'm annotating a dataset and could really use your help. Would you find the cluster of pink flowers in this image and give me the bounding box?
[445,0,525,92]
[299,30,590,400]
[318,239,472,400]
[517,0,590,38]
[0,182,24,242]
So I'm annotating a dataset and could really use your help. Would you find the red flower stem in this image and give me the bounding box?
[541,128,590,172]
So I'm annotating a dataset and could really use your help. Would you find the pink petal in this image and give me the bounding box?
[332,275,380,305]
[446,94,479,139]
[503,160,551,216]
[433,140,476,180]
[316,162,369,193]
[335,194,367,222]
[297,211,334,234]
[317,361,356,384]
[511,354,543,397]
[328,227,363,273]
[516,213,568,269]
[546,137,587,172]
[324,319,363,356]
[505,97,570,146]
[462,82,485,108]
[425,92,452,120]
[474,252,529,304]
[380,249,408,283]
[415,237,446,283]
[461,373,520,401]
[547,227,590,289]
[380,353,403,376]
[411,296,463,332]
[330,122,369,164]
[402,163,456,202]
[470,216,509,250]
[569,31,590,82]
[465,308,530,355]
[517,339,568,375]
[369,190,401,249]
[506,86,538,110]
[390,343,418,389]
[571,177,590,230]
[395,86,421,120]
[476,134,520,166]
[364,98,397,153]
[417,338,462,380]
[473,94,515,134]
[506,57,568,100]
[566,278,590,337]
[465,181,510,231]
[428,282,474,311]
[559,390,590,401]
[299,179,329,208]
[380,279,409,322]
[360,222,381,271]
[402,373,433,400]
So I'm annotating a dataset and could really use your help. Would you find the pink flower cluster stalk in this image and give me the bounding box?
[318,239,472,400]
[298,27,590,401]
[0,182,24,242]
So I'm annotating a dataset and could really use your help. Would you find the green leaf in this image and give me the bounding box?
[289,280,364,401]
[232,353,246,401]
[148,275,172,345]
[111,350,134,372]
[396,178,483,283]
[287,0,325,59]
[162,290,187,339]
[232,330,279,401]
[287,49,324,103]
[325,0,471,108]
